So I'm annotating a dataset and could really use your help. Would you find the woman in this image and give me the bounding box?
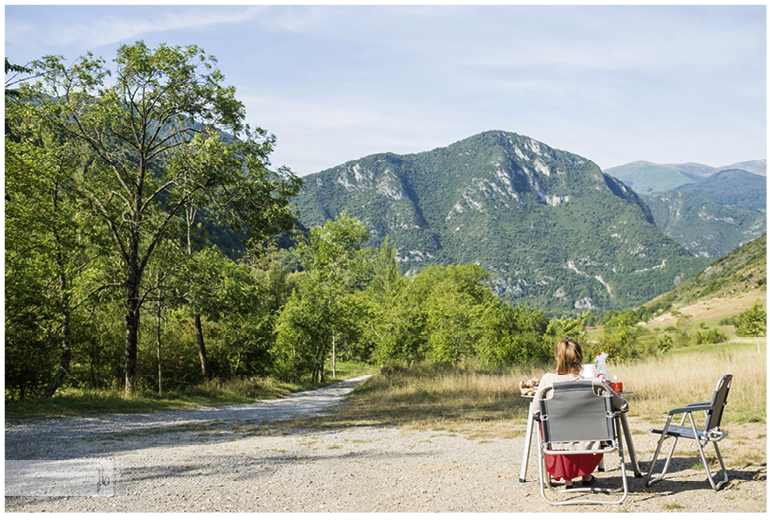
[530,337,628,488]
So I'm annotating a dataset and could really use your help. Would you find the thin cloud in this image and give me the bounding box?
[8,6,266,51]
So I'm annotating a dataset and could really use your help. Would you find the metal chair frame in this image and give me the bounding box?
[645,374,732,491]
[534,380,628,506]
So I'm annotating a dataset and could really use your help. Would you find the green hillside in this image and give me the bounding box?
[674,169,767,210]
[643,191,766,258]
[646,233,766,309]
[294,131,709,315]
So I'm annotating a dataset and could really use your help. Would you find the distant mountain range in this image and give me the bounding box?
[604,159,766,194]
[293,131,711,315]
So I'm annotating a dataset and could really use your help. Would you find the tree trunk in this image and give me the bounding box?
[125,290,140,396]
[332,331,337,379]
[124,232,141,396]
[157,297,163,395]
[195,313,211,381]
[45,193,72,399]
[45,289,71,399]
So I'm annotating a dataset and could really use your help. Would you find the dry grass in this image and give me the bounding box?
[257,342,766,440]
[649,287,765,331]
[611,342,766,424]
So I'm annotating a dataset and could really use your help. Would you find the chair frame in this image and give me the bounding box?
[645,374,732,491]
[534,380,628,506]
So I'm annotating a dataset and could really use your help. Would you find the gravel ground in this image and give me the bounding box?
[5,375,766,513]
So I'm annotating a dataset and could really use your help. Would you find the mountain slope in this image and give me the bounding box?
[673,169,767,210]
[643,190,766,258]
[294,131,709,315]
[648,233,766,308]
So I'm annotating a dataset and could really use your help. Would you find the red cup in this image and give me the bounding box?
[611,382,623,393]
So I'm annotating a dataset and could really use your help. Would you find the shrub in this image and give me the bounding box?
[694,328,729,345]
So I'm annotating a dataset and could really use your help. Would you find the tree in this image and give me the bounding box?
[5,79,102,399]
[736,300,767,337]
[307,212,371,378]
[21,42,303,395]
[359,236,410,363]
[272,213,371,383]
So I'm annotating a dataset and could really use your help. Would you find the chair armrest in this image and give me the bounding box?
[668,402,712,415]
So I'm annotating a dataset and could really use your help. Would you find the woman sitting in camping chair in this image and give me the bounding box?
[529,338,628,488]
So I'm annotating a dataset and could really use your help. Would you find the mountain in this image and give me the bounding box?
[642,190,766,258]
[294,131,710,315]
[603,161,694,194]
[605,159,767,194]
[720,160,767,177]
[673,169,767,210]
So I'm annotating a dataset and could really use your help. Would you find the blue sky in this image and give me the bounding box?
[4,4,767,176]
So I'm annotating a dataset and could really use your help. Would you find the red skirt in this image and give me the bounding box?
[544,452,603,481]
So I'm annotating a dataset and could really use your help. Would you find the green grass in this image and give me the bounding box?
[5,361,376,420]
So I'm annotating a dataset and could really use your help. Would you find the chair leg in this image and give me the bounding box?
[645,416,679,487]
[706,442,730,491]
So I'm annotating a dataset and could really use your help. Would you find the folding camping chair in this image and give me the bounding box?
[534,380,628,505]
[645,374,732,491]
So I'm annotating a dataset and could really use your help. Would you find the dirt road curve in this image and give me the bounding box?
[5,375,766,513]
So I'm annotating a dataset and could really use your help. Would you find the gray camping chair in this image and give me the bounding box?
[534,380,628,505]
[645,374,732,491]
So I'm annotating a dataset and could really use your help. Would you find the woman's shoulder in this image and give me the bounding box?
[539,372,581,384]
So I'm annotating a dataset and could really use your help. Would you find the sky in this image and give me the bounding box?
[4,3,767,176]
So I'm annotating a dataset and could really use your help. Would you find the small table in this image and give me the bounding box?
[519,391,642,482]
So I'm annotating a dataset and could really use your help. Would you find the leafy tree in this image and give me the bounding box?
[424,277,482,365]
[272,213,371,382]
[736,300,767,337]
[361,236,413,364]
[4,58,35,98]
[21,42,303,394]
[5,84,104,398]
[475,303,550,365]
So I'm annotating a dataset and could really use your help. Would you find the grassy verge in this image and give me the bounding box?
[610,342,766,424]
[246,342,765,438]
[4,361,376,420]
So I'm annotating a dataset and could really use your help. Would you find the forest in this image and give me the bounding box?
[4,43,764,401]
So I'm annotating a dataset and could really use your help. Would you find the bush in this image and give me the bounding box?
[694,328,729,345]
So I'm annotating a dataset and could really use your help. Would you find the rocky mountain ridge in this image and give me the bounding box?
[294,130,710,315]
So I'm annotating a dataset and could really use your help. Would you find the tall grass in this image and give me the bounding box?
[312,343,766,436]
[609,343,766,423]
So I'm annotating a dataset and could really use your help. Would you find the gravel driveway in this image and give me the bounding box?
[5,375,766,513]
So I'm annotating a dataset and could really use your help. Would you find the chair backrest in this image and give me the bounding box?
[538,380,614,446]
[705,374,732,431]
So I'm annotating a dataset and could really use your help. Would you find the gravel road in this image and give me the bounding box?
[5,375,766,513]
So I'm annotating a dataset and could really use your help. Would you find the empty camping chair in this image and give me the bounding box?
[645,374,732,491]
[534,380,628,505]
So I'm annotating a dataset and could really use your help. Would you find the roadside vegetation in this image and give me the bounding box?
[253,340,765,439]
[4,361,374,420]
